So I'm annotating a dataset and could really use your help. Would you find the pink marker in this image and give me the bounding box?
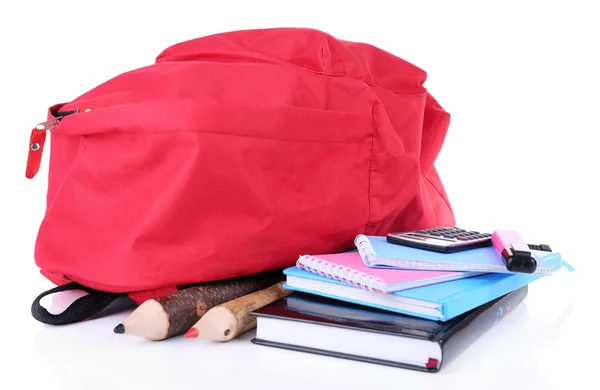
[491,230,537,273]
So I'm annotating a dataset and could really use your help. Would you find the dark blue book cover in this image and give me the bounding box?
[251,285,528,372]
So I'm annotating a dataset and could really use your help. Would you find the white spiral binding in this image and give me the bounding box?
[296,255,384,293]
[354,234,376,265]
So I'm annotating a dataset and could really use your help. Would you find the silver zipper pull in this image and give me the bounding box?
[26,116,64,179]
[34,117,63,131]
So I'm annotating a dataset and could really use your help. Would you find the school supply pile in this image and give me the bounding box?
[249,230,573,372]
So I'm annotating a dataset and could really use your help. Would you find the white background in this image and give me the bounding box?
[0,1,598,389]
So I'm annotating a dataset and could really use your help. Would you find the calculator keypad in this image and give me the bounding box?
[388,227,498,253]
[413,228,491,242]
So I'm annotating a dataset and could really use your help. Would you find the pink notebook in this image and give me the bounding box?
[296,252,480,293]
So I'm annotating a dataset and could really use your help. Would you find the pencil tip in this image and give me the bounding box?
[113,324,125,334]
[184,328,199,338]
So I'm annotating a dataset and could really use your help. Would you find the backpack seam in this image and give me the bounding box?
[60,130,372,144]
[365,101,377,234]
[425,175,454,225]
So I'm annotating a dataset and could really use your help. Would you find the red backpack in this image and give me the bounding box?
[27,28,455,324]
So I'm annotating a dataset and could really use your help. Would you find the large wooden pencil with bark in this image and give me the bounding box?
[185,281,291,341]
[113,270,284,340]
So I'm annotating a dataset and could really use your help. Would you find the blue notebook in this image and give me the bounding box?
[283,266,544,321]
[358,235,564,275]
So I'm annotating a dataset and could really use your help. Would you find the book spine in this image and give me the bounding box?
[296,255,385,293]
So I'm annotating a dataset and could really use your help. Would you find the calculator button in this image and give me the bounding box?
[429,232,442,237]
[457,236,469,241]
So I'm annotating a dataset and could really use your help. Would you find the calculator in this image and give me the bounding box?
[386,227,493,253]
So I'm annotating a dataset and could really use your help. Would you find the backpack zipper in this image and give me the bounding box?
[25,118,63,179]
[25,107,86,179]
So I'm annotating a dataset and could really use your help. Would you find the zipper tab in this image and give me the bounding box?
[35,118,63,131]
[25,117,63,179]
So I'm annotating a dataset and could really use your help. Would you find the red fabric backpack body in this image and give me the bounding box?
[27,28,454,323]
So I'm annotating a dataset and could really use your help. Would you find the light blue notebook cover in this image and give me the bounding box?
[362,235,564,275]
[283,266,543,321]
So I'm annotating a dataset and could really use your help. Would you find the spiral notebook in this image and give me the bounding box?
[354,235,565,275]
[296,252,480,293]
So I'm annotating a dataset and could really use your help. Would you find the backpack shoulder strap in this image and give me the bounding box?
[31,282,124,325]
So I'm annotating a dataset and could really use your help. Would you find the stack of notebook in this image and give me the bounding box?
[250,234,568,372]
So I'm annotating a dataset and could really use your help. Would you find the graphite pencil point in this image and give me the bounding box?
[114,323,125,334]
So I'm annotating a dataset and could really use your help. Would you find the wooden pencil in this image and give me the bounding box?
[113,270,284,340]
[184,281,291,341]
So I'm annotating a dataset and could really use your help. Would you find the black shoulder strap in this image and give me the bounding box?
[31,282,124,325]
